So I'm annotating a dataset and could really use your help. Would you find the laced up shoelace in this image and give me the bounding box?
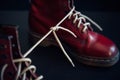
[1,44,43,80]
[23,6,103,67]
[69,7,103,32]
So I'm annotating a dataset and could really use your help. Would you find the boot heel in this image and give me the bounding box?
[29,32,57,47]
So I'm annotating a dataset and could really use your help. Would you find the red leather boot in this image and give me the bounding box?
[0,25,43,80]
[29,0,119,67]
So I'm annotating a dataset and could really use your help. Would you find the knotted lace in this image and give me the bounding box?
[22,6,103,67]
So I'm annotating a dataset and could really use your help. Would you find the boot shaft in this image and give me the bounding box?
[30,0,72,13]
[29,0,74,33]
[30,0,73,23]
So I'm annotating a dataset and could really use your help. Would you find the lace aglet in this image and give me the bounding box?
[68,57,75,67]
[71,62,75,67]
[100,28,103,31]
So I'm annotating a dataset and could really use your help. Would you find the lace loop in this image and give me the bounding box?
[13,58,32,64]
[21,65,36,75]
[1,45,43,79]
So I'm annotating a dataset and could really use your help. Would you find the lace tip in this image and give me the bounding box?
[39,75,44,80]
[71,62,75,67]
[100,28,103,31]
[74,35,77,38]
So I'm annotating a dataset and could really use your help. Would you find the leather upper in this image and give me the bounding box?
[29,0,119,59]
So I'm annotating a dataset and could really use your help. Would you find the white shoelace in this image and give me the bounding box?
[1,53,43,80]
[70,7,103,32]
[1,44,43,79]
[23,6,103,67]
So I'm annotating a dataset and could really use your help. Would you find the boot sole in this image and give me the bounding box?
[29,32,119,67]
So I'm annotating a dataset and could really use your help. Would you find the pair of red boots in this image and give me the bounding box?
[0,0,119,80]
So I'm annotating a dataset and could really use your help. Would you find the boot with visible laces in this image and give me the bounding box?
[29,0,119,67]
[0,25,43,80]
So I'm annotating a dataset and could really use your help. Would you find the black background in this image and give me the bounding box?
[0,0,120,80]
[0,0,120,12]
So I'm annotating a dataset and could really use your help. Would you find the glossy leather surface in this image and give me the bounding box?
[29,0,119,62]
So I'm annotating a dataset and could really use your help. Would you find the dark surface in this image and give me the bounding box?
[0,0,120,12]
[0,0,120,80]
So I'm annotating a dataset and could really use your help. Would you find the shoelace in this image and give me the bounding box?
[18,6,103,68]
[1,40,43,80]
[69,6,103,32]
